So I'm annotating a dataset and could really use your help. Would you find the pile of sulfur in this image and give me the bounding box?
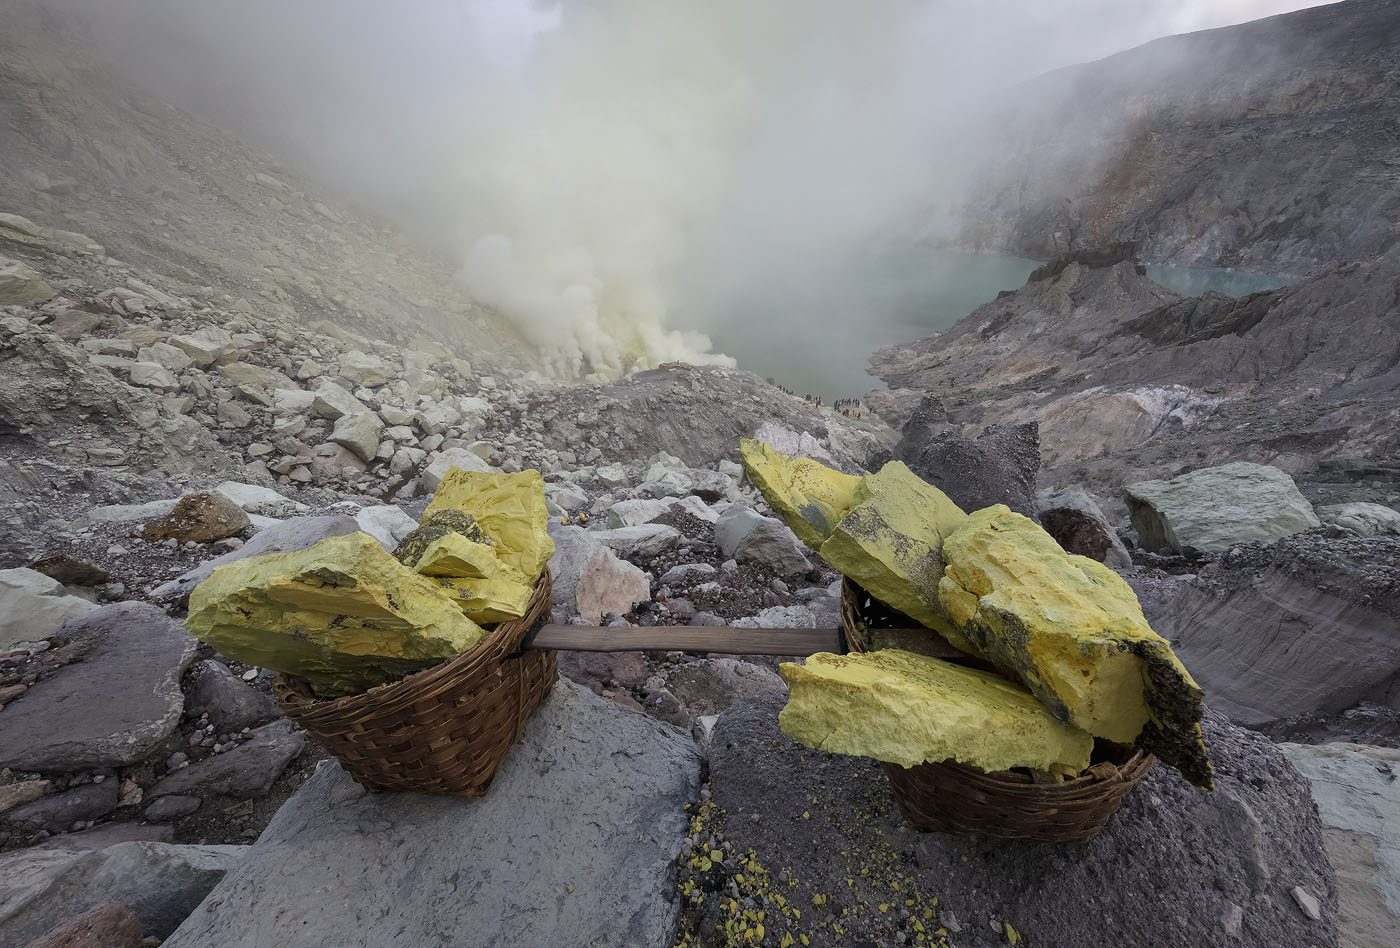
[185,468,553,699]
[740,439,1213,790]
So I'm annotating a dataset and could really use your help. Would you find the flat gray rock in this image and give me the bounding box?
[150,721,305,799]
[1280,742,1400,948]
[694,692,1338,948]
[152,514,361,602]
[0,841,245,948]
[0,567,99,649]
[0,603,196,772]
[1124,461,1320,555]
[164,679,700,948]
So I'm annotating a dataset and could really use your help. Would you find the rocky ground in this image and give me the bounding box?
[2,2,1399,946]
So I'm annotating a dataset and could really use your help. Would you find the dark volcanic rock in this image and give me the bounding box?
[700,692,1338,948]
[869,249,1400,511]
[5,782,118,835]
[961,0,1400,273]
[0,602,196,772]
[22,900,145,948]
[1037,486,1132,567]
[149,721,305,800]
[1143,533,1400,728]
[901,422,1041,517]
[184,660,278,733]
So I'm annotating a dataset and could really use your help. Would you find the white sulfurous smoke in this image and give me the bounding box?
[52,0,1324,381]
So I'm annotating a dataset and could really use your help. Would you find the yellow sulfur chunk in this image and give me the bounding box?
[423,468,554,584]
[405,533,507,580]
[186,532,485,697]
[434,574,534,624]
[817,462,969,642]
[778,649,1094,773]
[739,439,863,550]
[938,505,1212,788]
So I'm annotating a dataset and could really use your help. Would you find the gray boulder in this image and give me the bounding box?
[1280,742,1400,948]
[1143,533,1400,727]
[150,721,305,800]
[0,603,196,772]
[163,680,699,948]
[5,781,119,834]
[652,658,786,720]
[714,505,811,578]
[606,498,676,528]
[0,841,245,948]
[185,660,279,733]
[153,515,361,602]
[0,568,99,649]
[1124,461,1320,555]
[697,692,1338,948]
[549,527,651,624]
[902,422,1040,517]
[1037,487,1132,567]
[1316,502,1400,538]
[421,446,493,491]
[591,524,682,560]
[0,256,55,304]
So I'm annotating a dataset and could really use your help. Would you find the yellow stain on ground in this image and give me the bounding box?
[778,649,1094,773]
[186,532,485,697]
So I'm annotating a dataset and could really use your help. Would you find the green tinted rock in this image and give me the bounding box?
[739,439,862,550]
[186,532,485,698]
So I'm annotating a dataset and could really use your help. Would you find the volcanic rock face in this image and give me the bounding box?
[959,0,1400,273]
[869,251,1400,511]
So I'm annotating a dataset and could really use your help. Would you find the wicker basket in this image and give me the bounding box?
[273,572,557,797]
[840,578,1155,842]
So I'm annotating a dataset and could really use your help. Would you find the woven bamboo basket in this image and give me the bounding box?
[840,578,1155,842]
[273,571,557,797]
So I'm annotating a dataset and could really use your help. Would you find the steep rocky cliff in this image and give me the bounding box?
[959,0,1400,275]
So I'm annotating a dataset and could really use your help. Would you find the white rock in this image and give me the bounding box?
[1316,502,1400,537]
[212,482,307,517]
[136,342,194,373]
[0,568,100,649]
[270,388,315,415]
[421,447,495,492]
[354,505,420,550]
[311,381,368,421]
[0,257,55,305]
[606,499,676,528]
[328,412,384,464]
[129,362,180,391]
[338,350,393,388]
[549,528,651,624]
[86,499,179,524]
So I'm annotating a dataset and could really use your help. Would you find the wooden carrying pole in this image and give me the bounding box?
[528,624,841,656]
[525,625,969,660]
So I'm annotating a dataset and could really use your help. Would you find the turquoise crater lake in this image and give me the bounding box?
[704,251,1291,403]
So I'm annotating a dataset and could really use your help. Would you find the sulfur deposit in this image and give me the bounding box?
[186,532,486,698]
[739,438,862,550]
[938,505,1213,788]
[816,461,968,641]
[748,441,1211,788]
[779,650,1095,773]
[415,469,554,624]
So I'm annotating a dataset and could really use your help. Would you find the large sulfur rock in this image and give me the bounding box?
[816,461,967,632]
[394,511,533,623]
[162,681,700,948]
[185,532,485,697]
[423,468,553,583]
[779,650,1094,773]
[152,515,361,603]
[0,841,245,948]
[0,567,99,649]
[938,505,1212,788]
[739,438,862,550]
[1124,461,1321,555]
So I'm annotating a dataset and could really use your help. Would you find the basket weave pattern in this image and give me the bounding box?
[839,578,1155,842]
[273,571,557,797]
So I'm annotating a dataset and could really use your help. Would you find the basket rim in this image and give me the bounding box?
[274,569,553,721]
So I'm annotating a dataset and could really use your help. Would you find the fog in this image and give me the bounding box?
[54,0,1325,381]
